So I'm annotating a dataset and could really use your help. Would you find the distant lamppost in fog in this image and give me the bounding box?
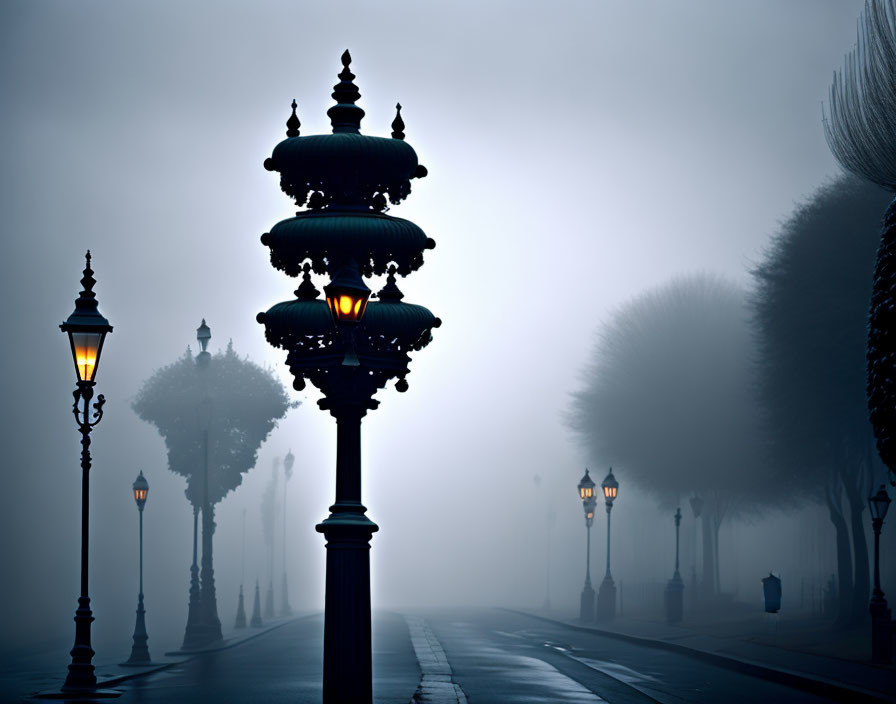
[664,507,684,623]
[124,472,152,665]
[597,469,618,622]
[577,470,596,622]
[689,495,703,598]
[869,485,892,664]
[282,449,295,616]
[59,251,113,693]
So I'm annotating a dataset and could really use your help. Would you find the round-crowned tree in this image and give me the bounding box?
[568,274,769,597]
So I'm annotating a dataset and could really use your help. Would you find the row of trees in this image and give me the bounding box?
[133,338,292,645]
[570,0,896,625]
[568,174,891,624]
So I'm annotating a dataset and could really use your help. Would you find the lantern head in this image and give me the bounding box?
[197,319,211,352]
[324,264,371,325]
[133,471,149,510]
[869,484,891,523]
[60,251,113,384]
[577,468,595,501]
[601,469,618,505]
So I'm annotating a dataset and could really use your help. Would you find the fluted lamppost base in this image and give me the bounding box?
[870,598,892,664]
[665,573,684,624]
[580,582,595,622]
[122,594,152,665]
[317,512,378,704]
[597,575,616,622]
[62,596,97,692]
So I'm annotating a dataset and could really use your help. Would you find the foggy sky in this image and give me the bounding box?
[0,0,870,654]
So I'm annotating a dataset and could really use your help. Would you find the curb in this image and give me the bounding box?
[503,609,896,704]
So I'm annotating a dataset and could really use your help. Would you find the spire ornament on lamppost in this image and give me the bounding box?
[123,472,153,665]
[869,485,892,664]
[597,469,619,622]
[58,251,113,695]
[258,50,439,704]
[665,507,684,623]
[282,449,295,616]
[577,469,596,622]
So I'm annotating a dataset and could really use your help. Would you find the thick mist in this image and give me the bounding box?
[0,0,882,660]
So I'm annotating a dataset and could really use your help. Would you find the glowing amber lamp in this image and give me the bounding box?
[60,251,112,384]
[601,469,619,505]
[324,265,371,325]
[133,471,149,510]
[577,469,596,501]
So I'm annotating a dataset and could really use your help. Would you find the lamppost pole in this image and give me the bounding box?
[577,470,596,622]
[125,472,152,665]
[282,449,294,616]
[689,495,703,601]
[597,469,619,622]
[665,507,684,623]
[59,251,112,694]
[868,485,892,664]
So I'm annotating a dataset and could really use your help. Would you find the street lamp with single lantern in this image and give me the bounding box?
[597,469,619,622]
[58,251,113,694]
[123,471,152,665]
[577,469,596,622]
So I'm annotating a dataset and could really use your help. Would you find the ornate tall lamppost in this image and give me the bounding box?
[281,449,295,616]
[664,507,684,623]
[869,485,892,664]
[577,470,596,622]
[123,472,152,665]
[597,469,619,622]
[257,51,439,704]
[59,251,113,694]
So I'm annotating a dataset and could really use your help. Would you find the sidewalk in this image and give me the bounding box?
[513,608,896,703]
[13,615,303,700]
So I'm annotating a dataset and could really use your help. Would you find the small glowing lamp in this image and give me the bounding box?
[869,485,891,523]
[60,251,113,383]
[577,469,595,500]
[324,265,371,325]
[601,469,619,505]
[133,471,149,511]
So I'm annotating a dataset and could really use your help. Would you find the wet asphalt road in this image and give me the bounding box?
[19,608,842,703]
[423,608,834,703]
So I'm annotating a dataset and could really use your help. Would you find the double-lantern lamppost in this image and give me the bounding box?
[596,469,619,622]
[869,484,892,664]
[664,507,684,624]
[124,472,152,665]
[281,449,295,616]
[59,251,113,694]
[257,51,440,703]
[577,470,597,622]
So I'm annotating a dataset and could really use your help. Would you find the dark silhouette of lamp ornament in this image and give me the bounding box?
[58,251,113,694]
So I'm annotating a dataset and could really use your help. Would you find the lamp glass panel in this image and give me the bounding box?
[71,331,102,382]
